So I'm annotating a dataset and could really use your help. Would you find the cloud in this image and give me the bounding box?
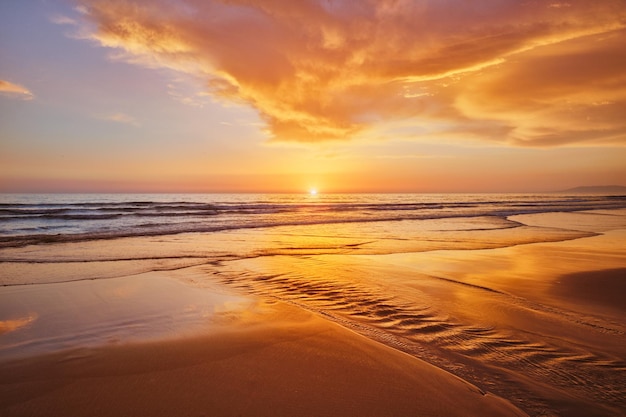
[73,0,626,145]
[0,80,34,100]
[455,29,626,146]
[100,112,140,126]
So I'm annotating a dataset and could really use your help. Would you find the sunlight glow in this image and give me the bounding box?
[309,188,318,195]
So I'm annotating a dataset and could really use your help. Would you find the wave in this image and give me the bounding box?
[0,193,625,247]
[0,214,512,248]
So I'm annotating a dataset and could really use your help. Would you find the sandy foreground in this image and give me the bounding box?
[0,291,525,417]
[1,209,625,416]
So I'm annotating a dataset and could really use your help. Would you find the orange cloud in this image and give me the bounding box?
[74,0,626,145]
[456,28,626,146]
[0,79,34,100]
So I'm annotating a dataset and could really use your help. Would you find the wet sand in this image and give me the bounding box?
[0,284,525,417]
[1,209,625,416]
[552,268,625,312]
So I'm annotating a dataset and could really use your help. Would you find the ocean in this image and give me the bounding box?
[2,193,625,247]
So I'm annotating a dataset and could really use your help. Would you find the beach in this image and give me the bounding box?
[0,288,525,417]
[3,1,626,415]
[1,195,625,416]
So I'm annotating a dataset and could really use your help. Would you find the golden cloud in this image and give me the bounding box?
[0,79,34,100]
[456,28,626,146]
[75,0,626,145]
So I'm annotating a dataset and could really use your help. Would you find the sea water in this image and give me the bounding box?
[2,193,624,247]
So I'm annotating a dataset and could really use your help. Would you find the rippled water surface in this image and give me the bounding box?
[1,193,625,245]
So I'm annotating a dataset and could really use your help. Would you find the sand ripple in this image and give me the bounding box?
[210,257,626,417]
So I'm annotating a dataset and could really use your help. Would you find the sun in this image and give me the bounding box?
[309,188,318,195]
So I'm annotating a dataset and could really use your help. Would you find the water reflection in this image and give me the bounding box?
[0,312,38,335]
[0,274,250,359]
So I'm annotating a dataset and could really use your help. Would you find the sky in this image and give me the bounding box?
[1,0,625,193]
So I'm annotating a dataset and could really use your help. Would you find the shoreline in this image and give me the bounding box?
[0,208,624,416]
